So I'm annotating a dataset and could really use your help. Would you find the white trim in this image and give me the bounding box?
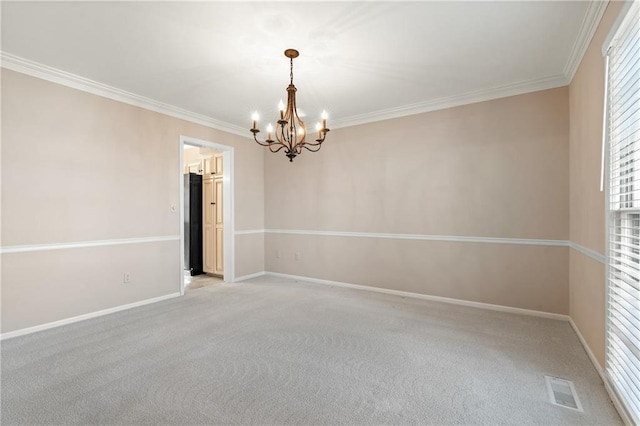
[222,148,235,283]
[603,379,636,426]
[265,272,570,321]
[600,52,610,192]
[569,318,605,379]
[569,241,606,264]
[0,52,249,139]
[3,51,567,133]
[234,229,265,236]
[179,143,186,295]
[602,0,636,55]
[234,271,266,282]
[265,228,567,247]
[564,0,609,82]
[569,318,634,426]
[603,22,614,417]
[0,292,181,341]
[331,74,568,129]
[179,136,235,293]
[0,235,180,254]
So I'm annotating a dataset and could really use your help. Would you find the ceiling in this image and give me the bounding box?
[1,1,602,135]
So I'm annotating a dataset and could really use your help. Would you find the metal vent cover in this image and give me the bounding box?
[545,375,583,412]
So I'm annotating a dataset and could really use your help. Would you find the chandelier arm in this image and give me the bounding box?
[301,143,323,152]
[301,139,322,147]
[252,133,273,147]
[268,144,286,154]
[268,138,288,152]
[252,132,289,153]
[300,130,328,147]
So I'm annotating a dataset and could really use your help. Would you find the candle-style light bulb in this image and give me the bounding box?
[279,100,285,119]
[252,112,259,130]
[316,122,322,139]
[267,123,273,141]
[321,110,328,129]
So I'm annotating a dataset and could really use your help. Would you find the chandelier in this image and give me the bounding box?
[250,49,329,162]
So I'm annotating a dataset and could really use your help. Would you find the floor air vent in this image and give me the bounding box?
[545,375,583,412]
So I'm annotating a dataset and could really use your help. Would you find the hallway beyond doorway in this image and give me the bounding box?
[184,271,223,291]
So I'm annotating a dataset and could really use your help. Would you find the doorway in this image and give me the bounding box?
[179,136,235,295]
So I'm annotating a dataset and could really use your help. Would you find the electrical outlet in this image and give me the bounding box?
[295,252,301,261]
[123,273,131,283]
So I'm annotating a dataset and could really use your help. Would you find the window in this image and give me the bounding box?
[606,2,640,424]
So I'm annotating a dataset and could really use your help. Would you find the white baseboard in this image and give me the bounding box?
[0,292,181,341]
[568,318,634,426]
[234,271,266,282]
[264,271,570,321]
[603,380,635,426]
[568,318,605,378]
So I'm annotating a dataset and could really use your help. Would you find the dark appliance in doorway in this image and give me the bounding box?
[184,173,203,276]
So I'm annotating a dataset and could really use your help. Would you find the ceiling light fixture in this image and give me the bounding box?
[250,49,329,162]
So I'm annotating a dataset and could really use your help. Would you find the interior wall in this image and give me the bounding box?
[1,69,265,334]
[183,146,201,170]
[569,0,624,368]
[265,87,570,314]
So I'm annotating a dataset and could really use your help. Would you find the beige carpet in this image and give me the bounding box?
[1,275,622,425]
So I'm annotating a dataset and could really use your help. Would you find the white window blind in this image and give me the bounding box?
[606,2,640,424]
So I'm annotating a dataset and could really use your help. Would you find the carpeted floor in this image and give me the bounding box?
[1,276,622,425]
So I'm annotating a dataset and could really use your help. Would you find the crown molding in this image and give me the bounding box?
[2,49,573,133]
[331,73,569,129]
[563,0,609,82]
[0,52,250,139]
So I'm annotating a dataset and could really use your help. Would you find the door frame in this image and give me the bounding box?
[179,135,235,295]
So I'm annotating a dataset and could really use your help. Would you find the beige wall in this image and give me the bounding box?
[1,69,264,333]
[569,1,624,368]
[265,87,570,314]
[569,249,606,365]
[267,234,569,314]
